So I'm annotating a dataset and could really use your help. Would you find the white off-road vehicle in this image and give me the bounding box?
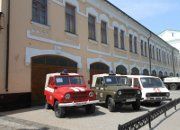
[163,77,180,90]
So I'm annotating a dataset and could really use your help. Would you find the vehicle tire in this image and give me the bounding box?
[169,84,178,90]
[164,84,169,89]
[132,100,140,111]
[54,101,65,118]
[107,97,116,112]
[45,102,51,109]
[85,104,95,114]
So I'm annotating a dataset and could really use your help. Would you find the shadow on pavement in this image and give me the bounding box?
[150,107,180,130]
[97,104,149,113]
[55,106,105,119]
[0,106,44,116]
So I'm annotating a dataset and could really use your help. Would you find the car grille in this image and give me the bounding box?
[121,89,137,98]
[72,92,88,100]
[146,92,167,97]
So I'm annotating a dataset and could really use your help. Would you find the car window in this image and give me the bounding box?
[104,76,117,85]
[56,77,69,86]
[96,77,103,85]
[140,77,164,88]
[69,76,84,85]
[116,76,131,86]
[134,78,140,87]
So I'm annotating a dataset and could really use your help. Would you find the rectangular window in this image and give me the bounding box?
[114,27,119,48]
[32,0,47,25]
[141,40,144,56]
[88,14,96,40]
[120,30,125,50]
[159,49,161,62]
[144,42,147,57]
[152,46,155,59]
[129,34,133,52]
[65,3,76,34]
[156,48,159,61]
[134,36,137,53]
[150,45,152,59]
[101,21,107,44]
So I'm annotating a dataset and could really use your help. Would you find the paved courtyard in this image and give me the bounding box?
[0,91,179,130]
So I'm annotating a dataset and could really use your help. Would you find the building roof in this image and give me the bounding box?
[105,0,178,51]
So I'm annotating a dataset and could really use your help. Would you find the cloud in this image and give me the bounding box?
[108,0,180,20]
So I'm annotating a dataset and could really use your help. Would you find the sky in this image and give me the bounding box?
[108,0,180,34]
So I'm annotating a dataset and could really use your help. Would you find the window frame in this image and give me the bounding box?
[120,30,125,50]
[32,0,48,25]
[129,34,133,52]
[134,36,137,54]
[101,20,108,44]
[65,3,76,34]
[88,14,96,41]
[114,27,119,48]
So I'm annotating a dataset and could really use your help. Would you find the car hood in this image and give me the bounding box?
[56,86,91,94]
[106,85,135,91]
[141,87,169,93]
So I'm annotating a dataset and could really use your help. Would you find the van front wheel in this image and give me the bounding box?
[132,100,140,111]
[107,97,116,112]
[54,101,65,118]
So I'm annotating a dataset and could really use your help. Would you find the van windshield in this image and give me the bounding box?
[104,76,130,86]
[140,77,164,88]
[55,76,84,86]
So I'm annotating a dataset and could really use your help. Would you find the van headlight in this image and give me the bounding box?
[118,91,122,95]
[166,92,170,97]
[65,93,71,100]
[89,91,94,97]
[137,90,141,95]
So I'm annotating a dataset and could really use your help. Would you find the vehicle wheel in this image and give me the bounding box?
[54,101,65,118]
[45,102,51,109]
[85,104,95,114]
[169,84,178,90]
[107,97,116,112]
[132,100,140,111]
[164,84,169,89]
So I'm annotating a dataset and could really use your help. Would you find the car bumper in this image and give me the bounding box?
[142,97,172,102]
[58,100,99,107]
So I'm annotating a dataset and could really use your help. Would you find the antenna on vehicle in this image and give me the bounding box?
[61,69,68,75]
[109,70,115,75]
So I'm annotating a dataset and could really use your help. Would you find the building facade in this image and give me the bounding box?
[0,0,180,108]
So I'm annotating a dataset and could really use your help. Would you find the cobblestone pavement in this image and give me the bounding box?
[0,91,179,130]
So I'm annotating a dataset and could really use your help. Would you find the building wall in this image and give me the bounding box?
[1,0,180,97]
[0,0,8,94]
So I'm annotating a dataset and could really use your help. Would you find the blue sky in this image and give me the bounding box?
[108,0,180,34]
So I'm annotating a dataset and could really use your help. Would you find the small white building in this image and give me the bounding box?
[159,30,180,51]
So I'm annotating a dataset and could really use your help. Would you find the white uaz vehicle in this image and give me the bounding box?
[125,75,171,105]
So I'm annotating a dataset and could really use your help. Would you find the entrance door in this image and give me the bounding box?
[31,55,77,106]
[89,62,109,84]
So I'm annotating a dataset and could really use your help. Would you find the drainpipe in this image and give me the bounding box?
[148,32,152,75]
[5,0,10,92]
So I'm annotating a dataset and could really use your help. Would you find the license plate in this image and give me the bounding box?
[126,98,136,102]
[76,102,86,106]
